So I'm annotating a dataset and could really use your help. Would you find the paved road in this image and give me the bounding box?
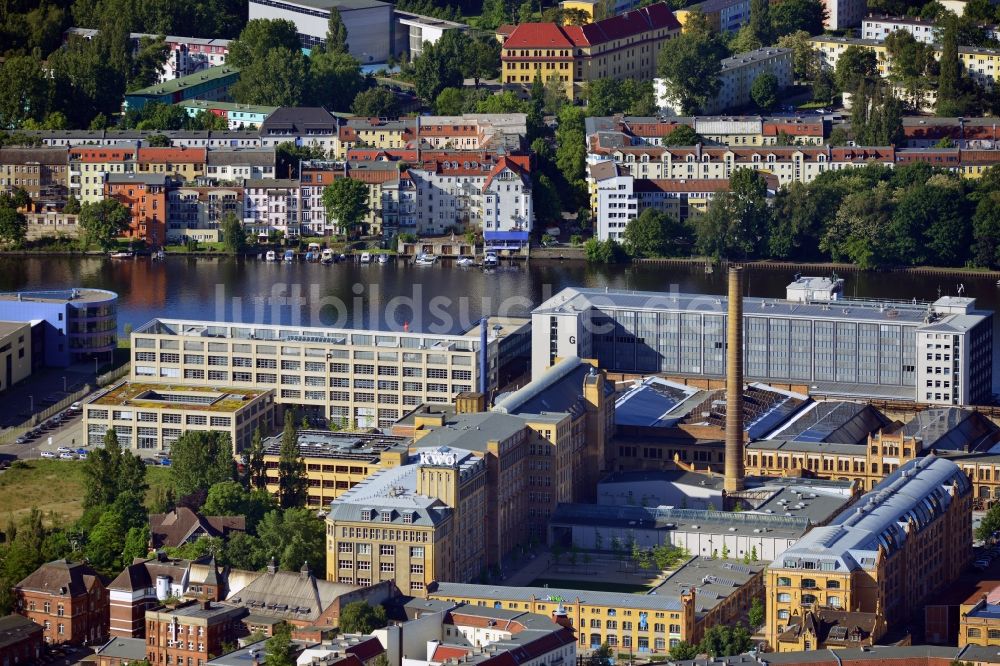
[0,410,88,462]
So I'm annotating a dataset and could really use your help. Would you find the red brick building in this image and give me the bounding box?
[13,559,108,646]
[145,600,246,665]
[104,173,171,247]
[0,614,44,664]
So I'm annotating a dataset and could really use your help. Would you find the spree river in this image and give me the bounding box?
[2,256,999,334]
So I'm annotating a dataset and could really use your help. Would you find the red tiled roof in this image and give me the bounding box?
[635,178,732,192]
[138,147,207,163]
[483,156,529,189]
[433,645,472,661]
[346,637,386,662]
[69,148,135,163]
[503,23,578,49]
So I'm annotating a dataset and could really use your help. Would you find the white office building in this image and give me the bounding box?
[249,0,394,63]
[657,47,793,114]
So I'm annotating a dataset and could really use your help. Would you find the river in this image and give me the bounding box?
[2,255,999,386]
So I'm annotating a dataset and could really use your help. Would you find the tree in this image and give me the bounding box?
[778,30,820,81]
[339,601,388,633]
[937,16,964,116]
[771,0,826,37]
[322,178,370,236]
[890,180,970,267]
[221,212,247,254]
[308,51,364,112]
[323,8,349,54]
[668,642,699,660]
[203,481,276,532]
[129,36,169,91]
[277,411,308,509]
[748,597,764,628]
[465,37,501,87]
[751,72,779,110]
[834,45,877,93]
[435,87,465,115]
[63,195,82,215]
[411,30,468,101]
[851,80,903,146]
[351,87,400,118]
[657,11,729,114]
[169,431,237,500]
[231,47,307,106]
[623,209,683,258]
[693,168,769,260]
[978,501,1000,541]
[584,238,626,264]
[256,508,326,576]
[563,7,591,24]
[0,207,27,247]
[227,19,302,68]
[589,643,613,666]
[122,525,151,563]
[265,622,296,666]
[79,199,131,251]
[972,190,1000,268]
[82,430,148,510]
[555,105,587,184]
[662,125,703,146]
[246,427,268,491]
[748,0,773,46]
[820,181,895,269]
[0,56,51,129]
[698,624,753,658]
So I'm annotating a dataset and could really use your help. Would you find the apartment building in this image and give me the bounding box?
[259,106,341,152]
[124,65,240,112]
[765,456,972,651]
[0,322,32,393]
[0,615,43,665]
[66,28,231,82]
[585,115,827,149]
[824,0,866,29]
[69,147,136,203]
[167,185,244,243]
[81,380,276,454]
[242,178,302,237]
[129,317,528,430]
[136,147,207,182]
[179,101,277,129]
[501,4,681,100]
[204,149,275,183]
[430,582,697,653]
[326,446,489,595]
[531,278,994,405]
[657,47,793,114]
[14,560,108,646]
[811,35,1000,90]
[674,0,750,33]
[260,430,408,509]
[144,601,246,665]
[0,147,69,201]
[960,597,1000,647]
[105,173,171,247]
[3,129,262,149]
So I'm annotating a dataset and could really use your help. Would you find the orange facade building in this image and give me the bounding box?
[104,173,171,247]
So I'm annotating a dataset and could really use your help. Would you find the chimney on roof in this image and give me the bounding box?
[267,557,278,574]
[301,561,312,579]
[724,267,745,494]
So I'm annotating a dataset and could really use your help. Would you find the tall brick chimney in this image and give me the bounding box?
[724,267,746,493]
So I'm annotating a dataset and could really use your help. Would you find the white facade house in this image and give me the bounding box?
[657,47,793,114]
[589,160,636,242]
[249,0,393,63]
[204,149,276,183]
[393,11,468,60]
[823,0,867,30]
[862,14,1000,44]
[65,28,230,82]
[242,179,303,237]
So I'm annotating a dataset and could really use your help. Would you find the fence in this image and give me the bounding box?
[97,363,130,387]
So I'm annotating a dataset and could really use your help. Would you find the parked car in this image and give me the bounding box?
[15,436,27,445]
[159,458,172,466]
[59,452,75,460]
[75,448,87,455]
[78,452,88,460]
[57,446,72,453]
[69,402,82,411]
[40,451,56,458]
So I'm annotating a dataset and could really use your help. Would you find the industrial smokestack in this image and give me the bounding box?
[725,267,745,493]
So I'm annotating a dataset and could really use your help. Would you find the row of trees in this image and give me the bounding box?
[587,163,1000,270]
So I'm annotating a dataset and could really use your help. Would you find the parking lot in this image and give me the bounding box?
[5,403,88,462]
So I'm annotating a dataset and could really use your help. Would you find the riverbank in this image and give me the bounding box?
[3,247,1000,279]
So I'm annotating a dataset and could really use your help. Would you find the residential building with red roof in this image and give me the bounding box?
[13,559,109,646]
[501,3,680,100]
[136,146,207,182]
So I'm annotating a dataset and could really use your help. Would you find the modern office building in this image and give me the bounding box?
[82,381,276,453]
[260,430,408,509]
[0,288,117,368]
[531,277,994,405]
[500,4,681,100]
[765,456,973,651]
[248,0,393,62]
[129,317,529,430]
[393,11,468,60]
[657,47,793,114]
[0,322,32,393]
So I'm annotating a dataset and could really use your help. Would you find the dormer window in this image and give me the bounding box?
[403,512,414,524]
[361,509,373,521]
[381,510,392,522]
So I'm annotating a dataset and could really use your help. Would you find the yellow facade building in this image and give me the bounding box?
[261,430,409,509]
[961,597,1000,647]
[501,3,681,100]
[765,456,972,652]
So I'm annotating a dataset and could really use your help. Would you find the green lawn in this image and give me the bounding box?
[0,459,172,525]
[528,578,651,594]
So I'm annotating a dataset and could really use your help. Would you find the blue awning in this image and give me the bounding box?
[484,231,529,241]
